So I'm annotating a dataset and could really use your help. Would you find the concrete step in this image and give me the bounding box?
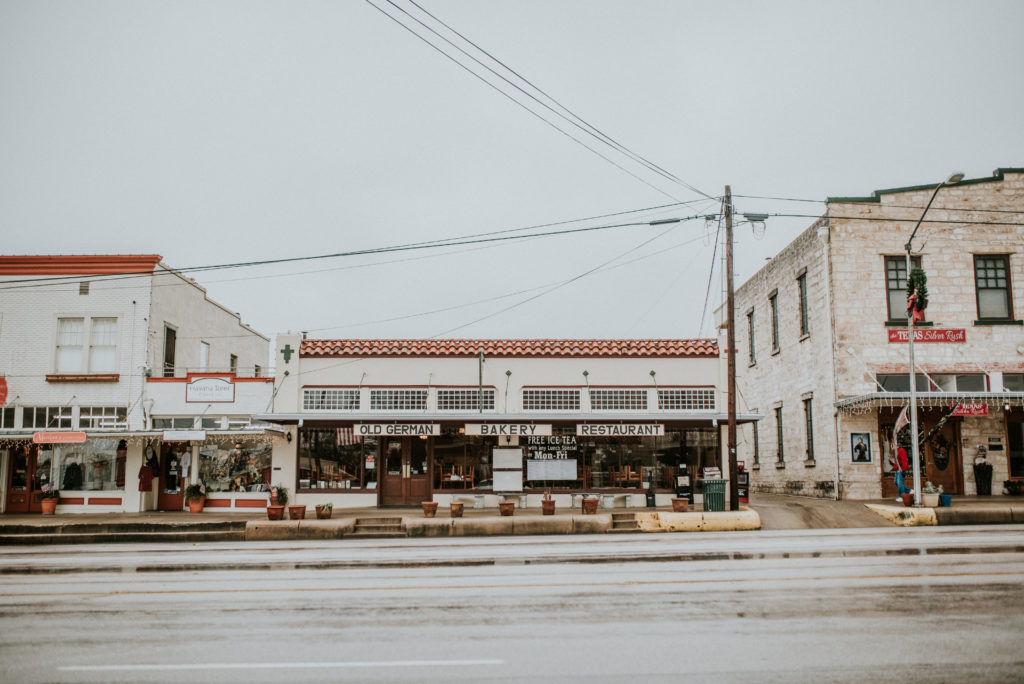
[346,531,408,539]
[610,512,639,532]
[353,517,402,526]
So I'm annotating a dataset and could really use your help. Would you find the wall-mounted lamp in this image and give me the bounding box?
[286,431,292,443]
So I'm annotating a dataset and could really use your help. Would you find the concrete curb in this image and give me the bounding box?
[640,509,761,532]
[245,518,355,541]
[865,504,937,526]
[405,514,610,537]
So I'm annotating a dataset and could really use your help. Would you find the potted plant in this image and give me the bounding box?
[267,484,288,520]
[449,500,464,518]
[184,483,206,513]
[541,490,555,516]
[315,502,334,519]
[498,500,515,516]
[671,496,689,512]
[422,500,439,518]
[921,481,941,508]
[37,484,59,515]
[288,502,307,520]
[582,496,599,515]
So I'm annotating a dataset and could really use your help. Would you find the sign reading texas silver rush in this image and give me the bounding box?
[464,423,552,436]
[354,423,440,436]
[576,424,664,437]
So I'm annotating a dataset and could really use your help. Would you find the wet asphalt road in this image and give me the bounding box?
[1,526,1023,683]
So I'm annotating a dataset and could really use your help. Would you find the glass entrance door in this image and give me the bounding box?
[381,438,429,505]
[157,443,187,511]
[5,444,51,513]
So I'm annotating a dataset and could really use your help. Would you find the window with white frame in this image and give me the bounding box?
[658,388,716,411]
[199,341,210,371]
[370,389,428,411]
[1,406,15,429]
[974,254,1014,320]
[79,406,127,429]
[437,388,496,411]
[522,389,581,411]
[56,317,118,374]
[303,388,360,411]
[23,406,73,429]
[589,389,647,411]
[152,417,196,429]
[56,318,84,372]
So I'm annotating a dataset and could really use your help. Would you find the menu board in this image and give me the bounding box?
[525,435,578,460]
[527,458,578,481]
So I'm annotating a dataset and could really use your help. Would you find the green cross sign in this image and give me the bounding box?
[280,344,294,363]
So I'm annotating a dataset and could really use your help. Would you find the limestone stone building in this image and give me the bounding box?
[729,168,1024,500]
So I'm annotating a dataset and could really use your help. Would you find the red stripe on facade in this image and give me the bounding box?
[87,497,122,505]
[233,499,268,508]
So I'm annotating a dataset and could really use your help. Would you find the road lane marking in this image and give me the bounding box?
[7,568,1024,599]
[60,659,504,672]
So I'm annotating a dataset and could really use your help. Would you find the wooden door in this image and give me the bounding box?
[157,443,187,511]
[5,444,50,513]
[922,416,961,495]
[381,438,430,505]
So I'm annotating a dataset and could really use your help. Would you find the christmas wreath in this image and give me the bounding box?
[906,267,928,323]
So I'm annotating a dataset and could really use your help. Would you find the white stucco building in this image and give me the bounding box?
[0,255,273,514]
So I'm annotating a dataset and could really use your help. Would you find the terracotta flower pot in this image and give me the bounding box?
[288,505,306,520]
[267,504,286,520]
[422,501,439,518]
[449,501,464,518]
[671,497,689,513]
[902,493,914,507]
[315,505,333,519]
[582,498,599,515]
[40,498,58,515]
[187,497,205,514]
[498,501,515,516]
[541,499,556,516]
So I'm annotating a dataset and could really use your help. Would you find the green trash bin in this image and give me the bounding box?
[701,478,726,512]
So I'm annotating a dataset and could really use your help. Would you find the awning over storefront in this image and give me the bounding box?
[836,391,1024,415]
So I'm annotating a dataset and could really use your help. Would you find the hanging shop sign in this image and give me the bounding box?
[952,402,988,416]
[576,423,664,437]
[0,377,7,405]
[32,431,87,444]
[887,328,966,343]
[354,423,440,436]
[464,423,552,436]
[163,430,207,441]
[186,376,236,403]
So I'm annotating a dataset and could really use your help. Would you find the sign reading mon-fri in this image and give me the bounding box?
[887,328,966,343]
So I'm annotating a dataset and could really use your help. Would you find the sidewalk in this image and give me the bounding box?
[1,495,1021,544]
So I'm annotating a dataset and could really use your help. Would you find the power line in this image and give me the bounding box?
[364,0,697,202]
[699,206,724,337]
[401,0,714,200]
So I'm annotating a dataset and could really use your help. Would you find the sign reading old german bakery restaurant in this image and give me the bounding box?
[887,328,966,343]
[464,423,552,436]
[354,423,440,436]
[577,424,664,437]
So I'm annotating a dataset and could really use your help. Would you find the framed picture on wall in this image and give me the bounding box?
[851,433,872,463]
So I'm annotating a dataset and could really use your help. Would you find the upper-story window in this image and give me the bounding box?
[437,388,496,411]
[254,364,262,378]
[1004,374,1024,391]
[0,406,14,429]
[370,389,428,411]
[229,354,238,375]
[658,388,716,411]
[877,374,985,392]
[797,271,810,337]
[769,291,780,352]
[199,342,210,371]
[522,389,580,411]
[23,406,72,429]
[589,389,647,411]
[55,317,117,374]
[746,309,755,364]
[163,325,176,377]
[974,255,1013,321]
[886,256,920,322]
[79,406,128,429]
[303,389,360,411]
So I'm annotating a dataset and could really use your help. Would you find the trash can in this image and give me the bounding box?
[973,462,993,496]
[701,478,727,512]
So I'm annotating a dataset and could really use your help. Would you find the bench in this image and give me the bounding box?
[452,494,487,509]
[496,492,528,509]
[602,493,633,509]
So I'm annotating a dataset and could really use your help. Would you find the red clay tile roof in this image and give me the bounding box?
[0,255,163,275]
[300,339,718,358]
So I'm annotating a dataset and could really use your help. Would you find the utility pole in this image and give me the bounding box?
[725,186,739,511]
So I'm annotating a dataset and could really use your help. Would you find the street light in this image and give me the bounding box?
[906,172,964,506]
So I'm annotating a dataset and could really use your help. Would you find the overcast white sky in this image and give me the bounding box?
[2,0,1022,342]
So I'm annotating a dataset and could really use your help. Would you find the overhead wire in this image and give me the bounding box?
[400,0,714,200]
[698,202,725,337]
[364,0,706,202]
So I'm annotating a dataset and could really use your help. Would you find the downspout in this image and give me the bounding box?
[824,208,842,501]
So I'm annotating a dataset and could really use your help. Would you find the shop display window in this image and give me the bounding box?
[199,440,272,492]
[56,438,123,491]
[434,434,497,489]
[297,428,378,491]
